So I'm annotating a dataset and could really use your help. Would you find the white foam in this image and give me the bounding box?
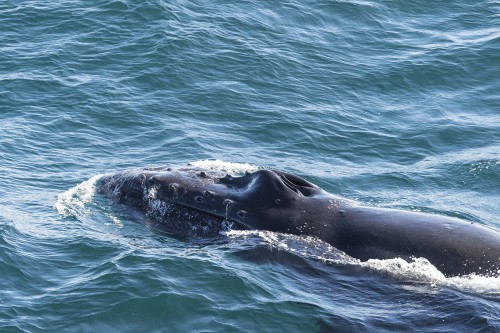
[362,257,446,282]
[104,213,123,227]
[189,159,260,175]
[352,252,500,294]
[54,174,103,217]
[446,274,500,294]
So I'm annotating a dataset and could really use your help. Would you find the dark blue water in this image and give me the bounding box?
[1,1,499,332]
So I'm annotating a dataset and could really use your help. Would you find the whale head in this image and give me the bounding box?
[98,167,339,238]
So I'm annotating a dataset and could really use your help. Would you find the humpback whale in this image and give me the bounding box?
[98,166,500,277]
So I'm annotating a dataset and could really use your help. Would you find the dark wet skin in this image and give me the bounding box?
[98,166,500,277]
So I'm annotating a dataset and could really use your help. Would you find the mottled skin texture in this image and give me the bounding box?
[98,166,500,277]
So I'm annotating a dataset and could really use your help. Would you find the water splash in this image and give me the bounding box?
[189,159,260,175]
[54,174,103,217]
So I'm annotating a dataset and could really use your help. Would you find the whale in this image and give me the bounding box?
[97,166,500,277]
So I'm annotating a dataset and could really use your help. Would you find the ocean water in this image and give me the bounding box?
[1,0,499,332]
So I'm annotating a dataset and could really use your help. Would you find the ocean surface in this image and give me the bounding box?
[1,0,499,332]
